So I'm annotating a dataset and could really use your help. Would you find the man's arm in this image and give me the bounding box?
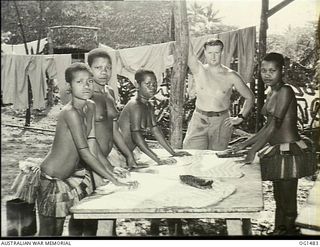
[232,72,254,118]
[188,40,200,74]
[225,72,254,127]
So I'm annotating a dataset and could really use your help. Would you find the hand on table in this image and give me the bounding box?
[157,157,177,166]
[230,142,247,153]
[113,179,139,190]
[235,150,256,165]
[173,151,192,157]
[113,166,130,178]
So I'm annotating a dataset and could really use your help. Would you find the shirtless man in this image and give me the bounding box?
[183,39,254,151]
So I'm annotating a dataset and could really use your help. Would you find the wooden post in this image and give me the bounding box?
[170,7,175,41]
[256,0,269,131]
[169,0,189,148]
[36,0,43,54]
[13,1,32,126]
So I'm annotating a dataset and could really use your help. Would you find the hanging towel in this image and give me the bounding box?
[116,42,174,87]
[27,55,57,109]
[1,54,58,109]
[52,54,72,105]
[1,54,32,109]
[237,26,256,84]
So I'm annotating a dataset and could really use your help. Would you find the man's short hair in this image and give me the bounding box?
[263,52,285,70]
[135,69,156,84]
[87,48,112,67]
[204,39,224,50]
[65,62,93,84]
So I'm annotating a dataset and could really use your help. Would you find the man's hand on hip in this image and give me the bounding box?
[224,116,243,127]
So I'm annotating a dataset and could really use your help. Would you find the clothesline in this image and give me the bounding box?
[1,26,256,109]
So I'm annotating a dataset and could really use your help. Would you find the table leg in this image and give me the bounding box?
[96,219,116,236]
[226,219,252,236]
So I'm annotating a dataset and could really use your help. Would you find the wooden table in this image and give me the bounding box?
[71,149,263,235]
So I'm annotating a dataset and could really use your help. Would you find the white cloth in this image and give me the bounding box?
[1,54,57,109]
[53,54,72,105]
[1,38,48,55]
[116,42,174,86]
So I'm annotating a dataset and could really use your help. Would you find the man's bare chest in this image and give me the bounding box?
[196,70,232,93]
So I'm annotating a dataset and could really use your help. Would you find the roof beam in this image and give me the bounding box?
[267,0,295,18]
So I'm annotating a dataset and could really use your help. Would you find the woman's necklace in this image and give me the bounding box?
[137,95,149,104]
[271,81,284,91]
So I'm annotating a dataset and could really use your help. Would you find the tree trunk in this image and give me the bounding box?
[169,0,189,148]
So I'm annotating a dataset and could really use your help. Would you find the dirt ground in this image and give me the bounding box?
[1,104,317,237]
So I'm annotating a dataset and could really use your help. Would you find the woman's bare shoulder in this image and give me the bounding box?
[85,99,96,110]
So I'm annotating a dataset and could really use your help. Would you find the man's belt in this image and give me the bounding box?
[195,107,229,117]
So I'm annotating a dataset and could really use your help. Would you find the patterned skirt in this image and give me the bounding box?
[11,164,93,218]
[11,167,41,204]
[37,169,93,218]
[258,138,317,181]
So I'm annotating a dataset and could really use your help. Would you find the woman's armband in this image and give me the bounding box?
[78,146,89,150]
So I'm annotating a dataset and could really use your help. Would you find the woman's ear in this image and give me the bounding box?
[135,80,140,89]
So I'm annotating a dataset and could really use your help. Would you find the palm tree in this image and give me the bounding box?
[187,2,228,36]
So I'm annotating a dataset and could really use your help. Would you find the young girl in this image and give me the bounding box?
[118,69,191,236]
[87,48,138,171]
[118,69,190,164]
[11,63,137,236]
[232,53,317,235]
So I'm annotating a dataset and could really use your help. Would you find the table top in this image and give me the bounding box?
[71,149,263,219]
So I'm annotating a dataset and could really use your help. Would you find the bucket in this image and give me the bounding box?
[6,198,37,236]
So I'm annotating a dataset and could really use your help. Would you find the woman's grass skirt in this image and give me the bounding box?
[259,138,317,181]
